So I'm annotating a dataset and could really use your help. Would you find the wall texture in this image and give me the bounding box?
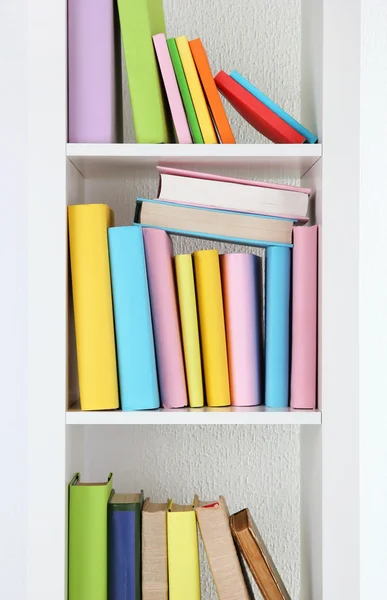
[85,425,300,600]
[84,2,302,598]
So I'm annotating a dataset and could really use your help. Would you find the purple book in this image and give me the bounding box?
[68,0,117,142]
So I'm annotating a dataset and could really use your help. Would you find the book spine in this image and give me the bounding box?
[69,477,113,600]
[265,246,291,407]
[290,226,318,408]
[68,205,119,410]
[108,509,136,600]
[193,250,230,406]
[167,511,201,600]
[214,71,305,144]
[142,229,188,408]
[142,512,168,600]
[220,254,263,406]
[175,255,204,407]
[108,226,160,410]
[68,0,116,142]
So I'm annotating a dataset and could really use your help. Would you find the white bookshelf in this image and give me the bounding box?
[24,0,366,598]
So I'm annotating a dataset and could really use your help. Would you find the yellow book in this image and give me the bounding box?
[167,501,201,600]
[68,204,119,410]
[193,250,230,407]
[175,36,218,144]
[174,255,204,408]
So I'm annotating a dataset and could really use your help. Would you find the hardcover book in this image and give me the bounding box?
[108,226,160,411]
[68,204,119,410]
[108,492,144,600]
[142,500,168,600]
[215,71,305,144]
[68,473,113,600]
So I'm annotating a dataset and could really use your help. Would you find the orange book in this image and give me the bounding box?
[189,39,235,144]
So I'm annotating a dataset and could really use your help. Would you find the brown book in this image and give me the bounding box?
[230,509,291,600]
[194,496,251,600]
[142,499,168,600]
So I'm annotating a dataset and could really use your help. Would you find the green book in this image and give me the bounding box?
[68,473,113,600]
[167,38,204,144]
[117,0,171,143]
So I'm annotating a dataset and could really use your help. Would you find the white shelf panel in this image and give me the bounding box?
[66,405,321,425]
[67,143,322,179]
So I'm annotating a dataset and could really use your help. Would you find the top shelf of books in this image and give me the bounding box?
[67,144,322,180]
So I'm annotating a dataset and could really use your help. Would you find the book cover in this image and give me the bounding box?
[108,226,160,411]
[193,250,230,407]
[166,38,204,143]
[220,254,263,406]
[135,199,295,246]
[142,228,188,408]
[153,34,192,144]
[189,39,235,144]
[194,496,251,600]
[174,255,204,408]
[108,492,144,600]
[214,71,305,144]
[175,36,218,144]
[290,225,318,409]
[68,0,117,143]
[142,500,168,600]
[68,473,113,600]
[167,501,201,600]
[230,70,318,144]
[265,246,291,407]
[68,205,119,410]
[230,509,291,600]
[117,0,170,143]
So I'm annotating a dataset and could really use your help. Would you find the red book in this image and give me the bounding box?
[214,71,305,144]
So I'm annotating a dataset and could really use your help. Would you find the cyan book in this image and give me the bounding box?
[108,226,160,410]
[230,71,318,144]
[265,246,291,407]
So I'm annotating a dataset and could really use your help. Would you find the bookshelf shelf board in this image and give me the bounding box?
[67,143,322,179]
[66,405,321,425]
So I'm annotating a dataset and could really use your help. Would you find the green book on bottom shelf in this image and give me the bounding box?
[68,473,113,600]
[167,38,204,144]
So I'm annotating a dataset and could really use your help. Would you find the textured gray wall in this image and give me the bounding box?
[85,1,302,597]
[85,425,300,599]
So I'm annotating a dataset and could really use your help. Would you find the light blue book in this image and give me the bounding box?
[134,199,295,249]
[265,246,291,408]
[108,226,160,411]
[230,70,318,144]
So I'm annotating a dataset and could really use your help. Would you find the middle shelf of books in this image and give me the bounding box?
[66,154,321,423]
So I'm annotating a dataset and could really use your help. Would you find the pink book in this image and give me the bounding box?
[290,225,318,409]
[142,228,188,408]
[152,34,192,144]
[220,254,263,406]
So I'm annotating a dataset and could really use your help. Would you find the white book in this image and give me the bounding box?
[157,168,310,220]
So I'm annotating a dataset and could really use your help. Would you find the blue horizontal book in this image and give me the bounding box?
[108,226,160,411]
[230,70,318,144]
[134,199,295,248]
[265,246,291,407]
[108,492,143,600]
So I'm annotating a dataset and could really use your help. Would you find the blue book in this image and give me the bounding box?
[108,492,143,600]
[230,70,318,144]
[265,246,291,407]
[134,199,295,249]
[108,226,160,410]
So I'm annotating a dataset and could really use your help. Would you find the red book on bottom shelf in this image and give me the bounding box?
[214,71,305,144]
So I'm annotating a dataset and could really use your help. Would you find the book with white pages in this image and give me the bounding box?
[157,166,311,221]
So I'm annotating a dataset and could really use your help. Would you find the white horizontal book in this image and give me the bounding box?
[157,167,310,220]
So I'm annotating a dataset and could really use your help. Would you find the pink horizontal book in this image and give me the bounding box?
[220,254,263,406]
[142,228,188,408]
[152,34,192,144]
[290,225,318,409]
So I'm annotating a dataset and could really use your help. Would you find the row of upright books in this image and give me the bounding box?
[68,167,318,412]
[68,0,317,144]
[68,473,291,600]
